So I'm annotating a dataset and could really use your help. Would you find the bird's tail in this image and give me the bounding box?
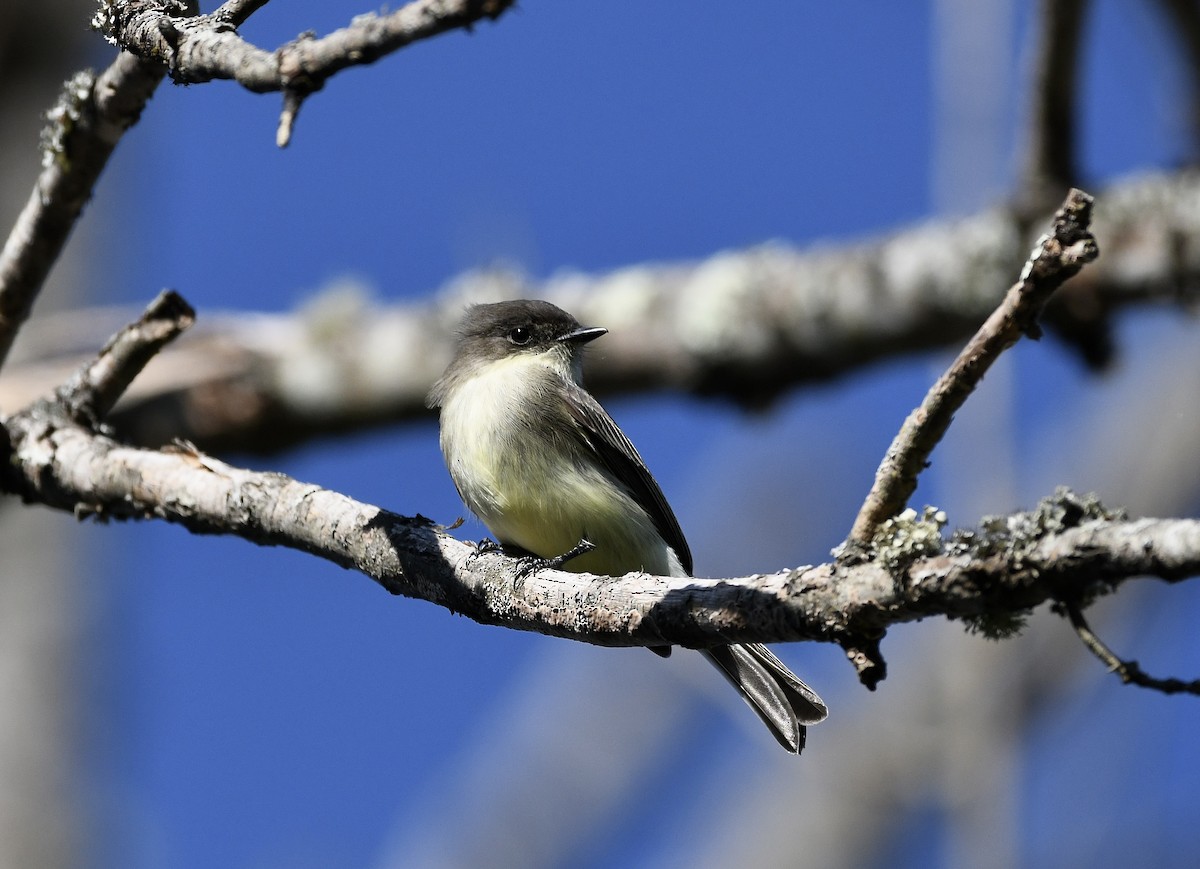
[701,643,828,753]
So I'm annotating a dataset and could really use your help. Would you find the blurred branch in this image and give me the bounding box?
[93,0,516,145]
[1062,601,1200,696]
[0,51,163,370]
[1150,0,1200,156]
[847,189,1098,548]
[1019,0,1089,208]
[4,169,1194,454]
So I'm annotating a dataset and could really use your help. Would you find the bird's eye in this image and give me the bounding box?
[507,326,532,346]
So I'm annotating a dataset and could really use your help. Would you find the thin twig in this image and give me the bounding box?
[1019,0,1090,209]
[0,52,164,372]
[1063,601,1200,696]
[3,172,1191,455]
[846,189,1099,548]
[56,290,195,422]
[276,89,305,148]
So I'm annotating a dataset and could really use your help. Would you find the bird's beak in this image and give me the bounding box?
[561,325,607,344]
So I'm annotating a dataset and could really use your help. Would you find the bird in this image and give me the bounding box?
[427,298,827,752]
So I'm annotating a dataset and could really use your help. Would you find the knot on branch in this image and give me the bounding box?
[276,31,322,94]
[841,634,887,690]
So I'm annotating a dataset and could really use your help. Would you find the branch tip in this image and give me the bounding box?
[276,90,304,148]
[1063,601,1200,697]
[61,289,196,422]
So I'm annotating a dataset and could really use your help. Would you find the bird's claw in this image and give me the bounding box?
[512,538,596,583]
[466,538,504,568]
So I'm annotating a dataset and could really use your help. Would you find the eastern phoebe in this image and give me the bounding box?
[428,299,827,752]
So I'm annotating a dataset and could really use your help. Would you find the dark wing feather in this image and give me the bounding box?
[561,381,693,575]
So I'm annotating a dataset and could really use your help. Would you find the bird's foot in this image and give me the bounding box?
[513,538,596,582]
[466,538,504,568]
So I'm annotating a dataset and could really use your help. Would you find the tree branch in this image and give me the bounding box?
[55,289,194,423]
[3,293,1198,696]
[0,0,515,388]
[848,189,1098,547]
[1061,601,1200,696]
[1,170,1195,453]
[1150,0,1200,159]
[3,396,1199,655]
[93,0,516,146]
[0,51,163,371]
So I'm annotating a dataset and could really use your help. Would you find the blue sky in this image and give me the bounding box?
[48,0,1200,866]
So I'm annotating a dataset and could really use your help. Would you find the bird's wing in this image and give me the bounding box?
[561,381,694,575]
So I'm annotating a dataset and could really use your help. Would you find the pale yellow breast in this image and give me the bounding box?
[438,354,679,576]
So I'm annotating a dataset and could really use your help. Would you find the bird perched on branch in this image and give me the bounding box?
[428,299,827,752]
